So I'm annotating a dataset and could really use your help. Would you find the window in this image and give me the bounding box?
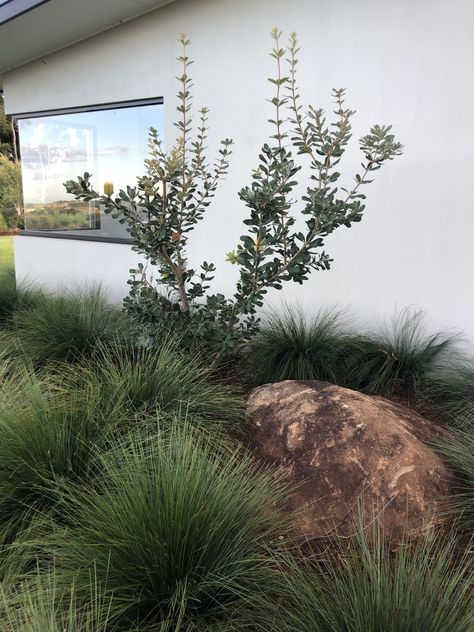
[16,98,164,241]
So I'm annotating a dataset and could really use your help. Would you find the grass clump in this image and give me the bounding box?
[58,341,245,427]
[12,286,135,365]
[344,310,457,396]
[0,361,131,547]
[49,424,288,630]
[425,362,474,426]
[273,527,474,632]
[0,570,113,632]
[435,424,474,535]
[0,271,45,326]
[242,307,352,385]
[244,307,457,398]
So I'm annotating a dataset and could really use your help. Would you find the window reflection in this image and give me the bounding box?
[18,101,164,239]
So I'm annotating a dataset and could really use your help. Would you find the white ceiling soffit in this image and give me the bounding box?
[0,0,178,76]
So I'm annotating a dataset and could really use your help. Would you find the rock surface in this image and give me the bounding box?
[247,380,451,541]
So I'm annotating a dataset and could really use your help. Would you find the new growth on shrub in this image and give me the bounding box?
[65,30,402,363]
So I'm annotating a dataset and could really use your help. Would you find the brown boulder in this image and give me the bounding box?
[247,380,451,541]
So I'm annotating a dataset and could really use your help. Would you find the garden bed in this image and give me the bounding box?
[0,277,472,630]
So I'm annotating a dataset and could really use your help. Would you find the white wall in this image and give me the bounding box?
[14,236,145,304]
[5,0,474,347]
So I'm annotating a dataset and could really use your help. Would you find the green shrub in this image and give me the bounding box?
[12,286,135,365]
[58,341,244,427]
[272,527,474,632]
[49,424,288,630]
[65,32,401,365]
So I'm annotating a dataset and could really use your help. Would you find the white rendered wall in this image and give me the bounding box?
[5,0,474,347]
[14,236,145,305]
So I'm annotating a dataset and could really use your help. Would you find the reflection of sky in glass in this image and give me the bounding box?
[18,104,164,204]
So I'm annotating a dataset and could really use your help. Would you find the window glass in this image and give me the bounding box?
[17,100,164,239]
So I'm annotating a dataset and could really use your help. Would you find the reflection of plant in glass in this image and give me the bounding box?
[0,156,22,229]
[66,30,402,363]
[25,201,98,231]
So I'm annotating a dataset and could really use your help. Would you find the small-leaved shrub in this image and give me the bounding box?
[65,31,402,364]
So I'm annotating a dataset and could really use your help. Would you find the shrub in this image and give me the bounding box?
[12,286,135,365]
[49,424,288,630]
[65,31,402,364]
[58,340,245,427]
[0,155,23,229]
[272,527,474,632]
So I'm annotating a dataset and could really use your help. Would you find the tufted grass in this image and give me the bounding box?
[55,340,245,429]
[243,307,459,399]
[0,569,113,632]
[425,362,474,428]
[0,271,45,326]
[46,423,289,630]
[11,285,136,365]
[242,306,353,386]
[342,310,457,397]
[270,525,474,632]
[435,421,474,536]
[0,357,134,557]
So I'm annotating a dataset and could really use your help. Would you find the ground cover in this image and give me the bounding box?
[0,276,472,630]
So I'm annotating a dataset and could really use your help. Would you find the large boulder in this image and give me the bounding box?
[247,380,451,541]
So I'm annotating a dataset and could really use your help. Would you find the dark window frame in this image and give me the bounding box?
[14,96,164,245]
[0,0,51,26]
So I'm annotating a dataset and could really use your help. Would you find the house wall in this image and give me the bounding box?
[13,236,143,304]
[4,0,474,346]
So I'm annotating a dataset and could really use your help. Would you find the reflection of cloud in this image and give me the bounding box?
[30,122,45,146]
[20,144,89,164]
[19,111,160,205]
[66,127,80,147]
[21,144,139,166]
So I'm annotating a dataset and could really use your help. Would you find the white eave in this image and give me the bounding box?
[0,0,178,84]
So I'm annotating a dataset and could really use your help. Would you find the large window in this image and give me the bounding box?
[16,98,164,241]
